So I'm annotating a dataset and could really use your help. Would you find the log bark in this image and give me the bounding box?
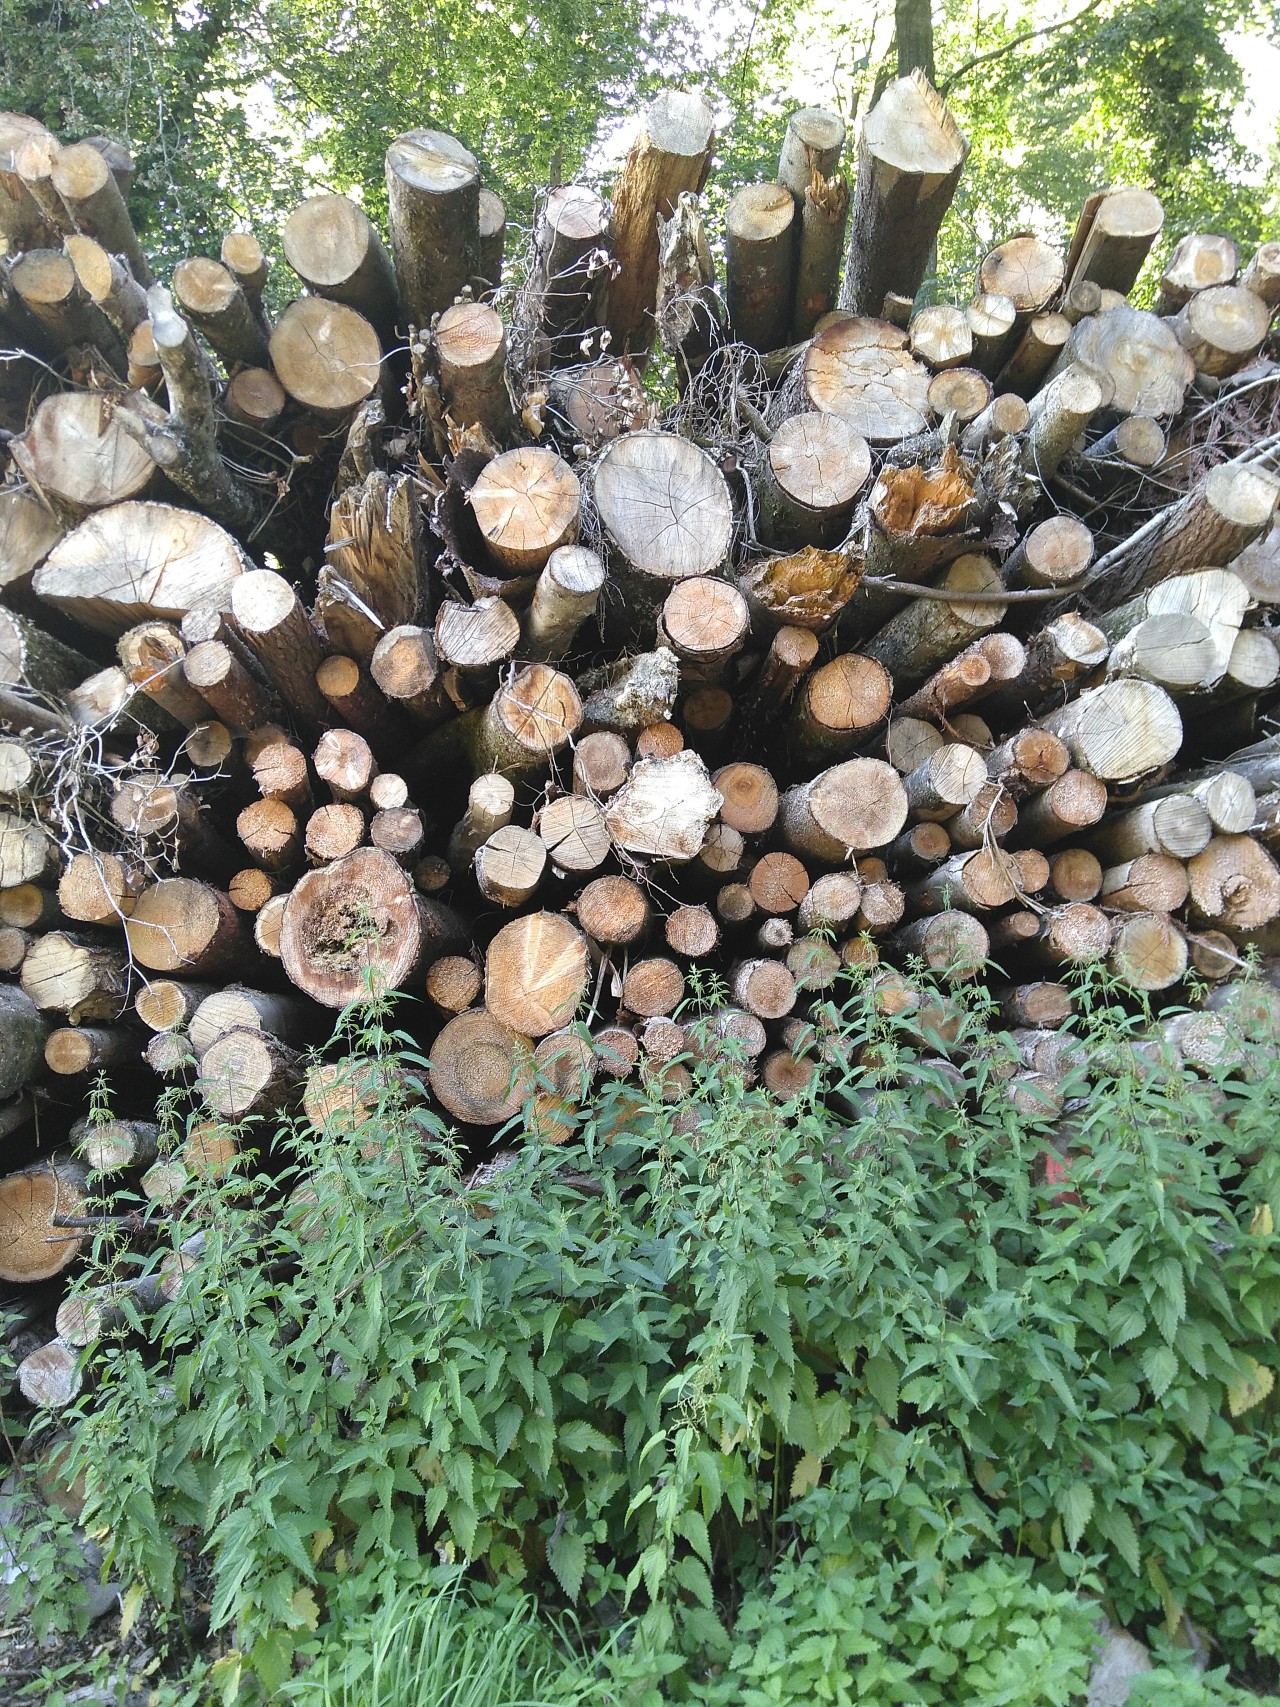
[862,553,1006,689]
[479,189,506,293]
[525,547,606,661]
[282,193,401,344]
[606,90,715,356]
[0,985,48,1099]
[384,128,479,325]
[1023,363,1105,480]
[1090,462,1279,597]
[171,258,269,369]
[45,1023,141,1074]
[791,171,850,341]
[945,780,1017,849]
[839,72,967,315]
[1064,186,1164,295]
[994,313,1070,396]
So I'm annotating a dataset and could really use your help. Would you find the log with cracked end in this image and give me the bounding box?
[592,429,734,612]
[604,750,723,861]
[1108,911,1188,993]
[269,297,384,420]
[979,234,1064,319]
[758,412,871,550]
[469,446,581,576]
[1037,680,1181,784]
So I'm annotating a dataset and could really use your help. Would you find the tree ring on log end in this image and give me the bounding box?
[280,847,428,1007]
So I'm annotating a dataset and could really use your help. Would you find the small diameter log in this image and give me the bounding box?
[574,875,651,947]
[1022,363,1105,479]
[469,447,581,576]
[909,305,972,370]
[1187,836,1280,933]
[759,412,871,550]
[958,391,1029,455]
[316,656,399,743]
[45,1024,140,1075]
[525,547,606,661]
[527,183,612,368]
[0,812,55,890]
[778,105,846,198]
[752,628,820,712]
[909,849,1020,913]
[724,182,795,352]
[621,957,685,1017]
[1000,982,1072,1028]
[171,258,269,369]
[965,293,1017,373]
[890,911,989,981]
[665,904,720,958]
[582,649,679,736]
[986,730,1070,796]
[1002,517,1093,590]
[1240,242,1280,307]
[712,763,779,835]
[384,128,479,324]
[839,71,967,316]
[429,1008,533,1127]
[781,758,908,862]
[1189,932,1241,980]
[58,853,142,926]
[230,570,330,726]
[749,851,810,915]
[1140,773,1256,837]
[369,774,410,811]
[229,869,282,912]
[1157,233,1237,312]
[426,955,483,1016]
[0,985,48,1100]
[1109,912,1188,992]
[928,366,993,423]
[659,578,750,682]
[282,193,400,344]
[1065,185,1164,295]
[1172,285,1270,378]
[1014,771,1109,845]
[716,883,756,926]
[1091,797,1212,862]
[237,798,302,872]
[485,911,590,1038]
[269,298,383,420]
[1083,417,1167,471]
[605,751,722,860]
[184,638,273,731]
[21,932,127,1023]
[17,1341,81,1410]
[536,796,610,873]
[435,301,514,440]
[135,979,210,1032]
[371,626,450,725]
[593,430,733,609]
[306,803,366,864]
[862,554,1006,691]
[124,879,249,976]
[314,728,377,803]
[64,236,146,338]
[118,621,209,727]
[902,744,986,820]
[448,772,516,869]
[1001,903,1112,969]
[199,1028,300,1118]
[730,958,798,1020]
[251,740,311,809]
[1100,855,1189,914]
[12,391,155,518]
[1038,680,1181,783]
[885,822,950,873]
[9,248,126,371]
[0,887,59,930]
[946,781,1017,850]
[435,597,520,684]
[995,313,1070,395]
[475,825,547,906]
[1048,848,1103,902]
[49,140,151,282]
[792,170,851,340]
[606,90,715,356]
[1102,462,1280,595]
[0,1158,87,1283]
[254,895,287,958]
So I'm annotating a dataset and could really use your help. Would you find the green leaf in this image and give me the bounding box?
[1142,1344,1179,1401]
[1058,1481,1093,1551]
[864,1353,899,1418]
[548,1526,586,1603]
[558,1420,615,1455]
[1094,1504,1141,1575]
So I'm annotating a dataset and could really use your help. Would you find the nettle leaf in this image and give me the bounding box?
[1142,1344,1179,1401]
[548,1525,586,1603]
[1108,1298,1146,1347]
[1094,1504,1141,1575]
[1227,1357,1275,1417]
[790,1451,824,1498]
[1058,1481,1094,1551]
[864,1352,900,1418]
[558,1420,615,1455]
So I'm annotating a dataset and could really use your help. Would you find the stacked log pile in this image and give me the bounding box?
[3,79,1280,1407]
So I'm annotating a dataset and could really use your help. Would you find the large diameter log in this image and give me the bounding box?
[724,183,794,352]
[125,879,249,975]
[200,1028,300,1118]
[0,1158,87,1284]
[1105,614,1220,697]
[11,393,155,519]
[1099,855,1189,914]
[1065,185,1163,295]
[58,853,142,927]
[604,751,722,860]
[979,235,1064,319]
[1060,304,1193,419]
[21,932,128,1023]
[0,985,47,1099]
[801,318,931,442]
[385,128,480,325]
[909,305,972,370]
[1037,681,1181,784]
[281,847,464,1006]
[1187,835,1280,934]
[231,570,330,726]
[434,302,514,440]
[780,758,908,861]
[269,298,383,420]
[838,72,967,316]
[429,1008,534,1126]
[1172,285,1270,378]
[606,90,715,356]
[759,413,870,549]
[0,812,55,891]
[469,447,581,575]
[172,258,270,370]
[282,193,401,343]
[34,502,246,635]
[1109,912,1187,992]
[593,430,733,608]
[485,911,589,1038]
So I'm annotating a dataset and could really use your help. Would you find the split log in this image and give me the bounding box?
[780,758,908,861]
[1109,912,1187,992]
[606,90,715,356]
[1065,185,1164,295]
[759,413,870,549]
[280,846,465,1005]
[282,193,401,344]
[536,796,610,873]
[0,1157,87,1283]
[839,72,967,316]
[470,446,581,575]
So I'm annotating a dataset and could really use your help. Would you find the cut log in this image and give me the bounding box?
[485,911,590,1038]
[839,72,967,316]
[791,170,850,341]
[0,812,55,889]
[896,648,991,724]
[282,193,401,343]
[434,301,514,440]
[269,298,382,419]
[1100,854,1189,913]
[698,822,745,878]
[20,931,127,1022]
[979,235,1063,318]
[890,910,989,980]
[475,825,547,906]
[964,294,1017,373]
[1005,901,1112,967]
[0,1158,87,1282]
[536,795,610,873]
[780,758,908,861]
[448,772,516,869]
[370,625,449,725]
[526,183,612,368]
[995,313,1070,396]
[1157,232,1238,312]
[927,366,993,423]
[604,750,722,860]
[369,773,411,812]
[986,729,1070,795]
[281,846,465,1005]
[12,391,155,518]
[45,1023,141,1074]
[1083,416,1167,470]
[1047,848,1103,902]
[664,904,720,958]
[0,488,63,601]
[1137,773,1255,837]
[470,447,581,575]
[316,655,400,742]
[428,1008,533,1126]
[525,547,606,661]
[1172,285,1270,378]
[862,553,1006,689]
[0,985,48,1099]
[1060,303,1193,419]
[574,875,651,947]
[34,501,246,636]
[9,248,127,371]
[778,105,845,198]
[384,128,479,325]
[172,257,270,369]
[712,763,779,834]
[426,955,483,1016]
[314,728,377,803]
[1023,363,1105,479]
[1240,242,1280,307]
[958,390,1028,454]
[125,880,249,976]
[902,744,985,820]
[1186,835,1280,933]
[250,739,311,809]
[759,413,870,550]
[230,569,330,726]
[479,189,506,292]
[134,979,209,1032]
[17,1340,81,1409]
[1037,680,1181,783]
[1109,911,1187,992]
[1014,770,1108,844]
[730,958,797,1019]
[749,851,810,914]
[1091,797,1212,862]
[801,317,932,441]
[946,780,1017,849]
[1000,982,1072,1027]
[229,868,283,912]
[435,597,520,682]
[621,956,685,1017]
[908,848,1021,913]
[593,430,733,608]
[200,1028,300,1118]
[658,578,750,683]
[304,802,363,864]
[1002,518,1093,590]
[1065,185,1164,295]
[118,620,209,727]
[254,895,287,958]
[606,90,715,356]
[909,305,972,370]
[724,182,795,352]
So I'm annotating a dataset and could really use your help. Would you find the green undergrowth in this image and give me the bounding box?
[5,959,1280,1703]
